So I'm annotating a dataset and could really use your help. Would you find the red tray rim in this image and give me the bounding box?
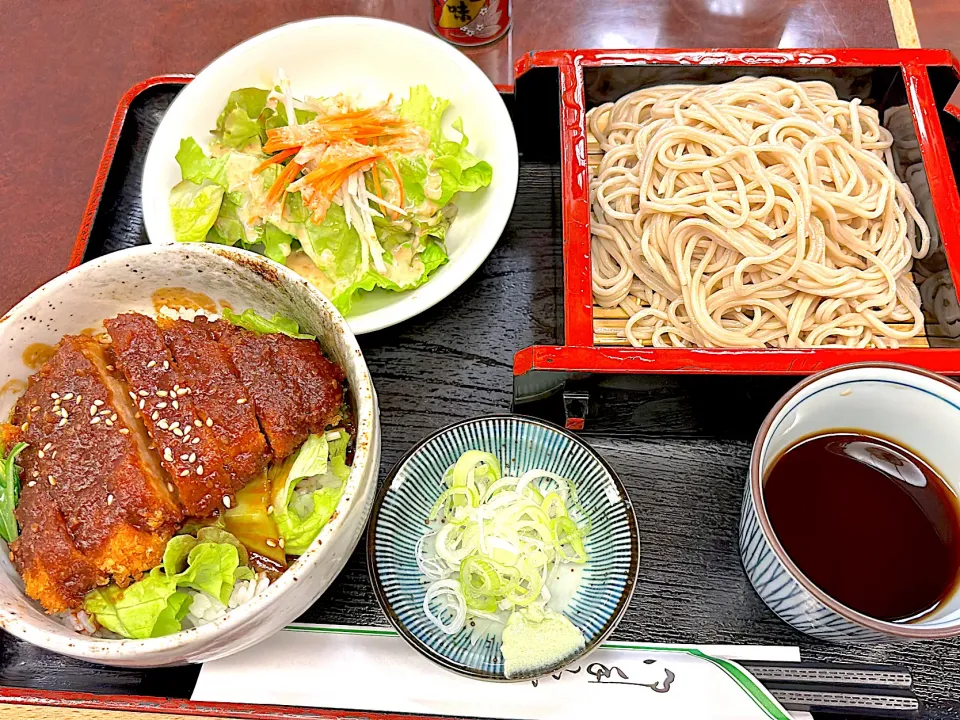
[511,48,960,377]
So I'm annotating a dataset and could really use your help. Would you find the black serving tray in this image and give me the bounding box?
[1,75,958,720]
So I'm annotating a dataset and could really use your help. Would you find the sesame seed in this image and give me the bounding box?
[156,390,168,397]
[138,390,149,397]
[62,392,74,401]
[53,398,61,406]
[94,400,104,407]
[90,417,100,425]
[147,360,157,368]
[173,384,180,392]
[139,399,145,410]
[119,428,129,435]
[267,505,274,515]
[37,450,45,458]
[172,400,180,410]
[106,365,115,371]
[196,465,204,475]
[99,409,111,416]
[192,437,201,445]
[278,538,285,549]
[58,418,68,427]
[164,448,173,462]
[170,422,180,430]
[48,476,56,486]
[205,418,213,427]
[51,450,57,459]
[173,428,184,437]
[223,496,231,508]
[89,405,98,417]
[43,442,52,452]
[178,388,188,396]
[236,398,247,405]
[105,419,113,426]
[265,539,277,548]
[107,494,114,505]
[179,470,190,477]
[32,471,39,478]
[157,402,167,409]
[129,391,137,400]
[27,481,36,488]
[183,425,191,436]
[50,393,59,400]
[110,414,117,422]
[188,453,196,463]
[61,409,68,418]
[31,405,41,413]
[194,419,202,428]
[167,482,175,492]
[180,453,189,461]
[157,419,169,429]
[163,361,170,370]
[151,411,160,421]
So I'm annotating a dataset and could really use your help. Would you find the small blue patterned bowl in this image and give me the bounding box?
[367,415,639,681]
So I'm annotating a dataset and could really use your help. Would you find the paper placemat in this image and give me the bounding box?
[194,624,807,720]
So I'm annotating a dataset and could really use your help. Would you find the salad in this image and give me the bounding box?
[169,75,494,314]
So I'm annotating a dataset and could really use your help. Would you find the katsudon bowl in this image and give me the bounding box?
[0,243,379,667]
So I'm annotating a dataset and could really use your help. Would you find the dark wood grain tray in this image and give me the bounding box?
[0,73,958,720]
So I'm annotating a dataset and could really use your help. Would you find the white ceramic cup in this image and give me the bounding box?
[741,362,960,642]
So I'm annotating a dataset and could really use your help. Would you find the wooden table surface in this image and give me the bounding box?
[2,1,959,718]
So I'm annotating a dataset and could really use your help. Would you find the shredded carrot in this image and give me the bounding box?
[254,147,300,174]
[266,160,303,205]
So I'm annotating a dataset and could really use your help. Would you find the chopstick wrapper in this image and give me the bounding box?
[193,624,806,720]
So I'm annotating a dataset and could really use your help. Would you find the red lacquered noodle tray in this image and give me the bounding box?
[513,49,960,388]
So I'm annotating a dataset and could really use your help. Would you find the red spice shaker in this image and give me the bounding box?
[430,0,512,46]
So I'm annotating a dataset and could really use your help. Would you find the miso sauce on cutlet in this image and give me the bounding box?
[151,288,218,315]
[764,431,960,622]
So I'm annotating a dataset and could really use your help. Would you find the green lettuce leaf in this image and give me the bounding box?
[175,138,228,187]
[84,573,183,640]
[170,180,225,243]
[299,204,364,282]
[214,88,270,148]
[222,308,314,340]
[84,531,253,639]
[271,433,349,556]
[262,223,294,264]
[432,118,493,206]
[398,85,450,146]
[398,155,428,207]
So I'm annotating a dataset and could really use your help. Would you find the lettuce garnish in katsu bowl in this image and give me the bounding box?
[168,77,493,315]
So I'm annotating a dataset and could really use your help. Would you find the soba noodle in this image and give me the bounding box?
[588,76,931,348]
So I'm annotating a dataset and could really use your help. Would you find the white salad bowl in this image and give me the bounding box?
[0,244,380,667]
[141,16,519,335]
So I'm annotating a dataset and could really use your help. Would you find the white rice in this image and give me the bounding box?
[157,305,220,323]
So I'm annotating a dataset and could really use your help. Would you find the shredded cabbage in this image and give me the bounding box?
[418,451,588,635]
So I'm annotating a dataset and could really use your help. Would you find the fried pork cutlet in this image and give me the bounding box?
[107,313,252,516]
[215,323,345,459]
[8,336,182,611]
[158,316,269,506]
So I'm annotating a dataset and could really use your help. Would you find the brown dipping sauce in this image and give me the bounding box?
[764,431,960,623]
[151,287,219,315]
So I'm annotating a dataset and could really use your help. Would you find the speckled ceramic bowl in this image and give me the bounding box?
[0,244,380,667]
[368,415,639,681]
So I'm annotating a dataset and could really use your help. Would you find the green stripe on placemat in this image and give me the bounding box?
[282,624,791,720]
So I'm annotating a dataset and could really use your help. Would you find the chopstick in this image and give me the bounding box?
[739,660,913,688]
[737,660,920,717]
[765,683,920,717]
